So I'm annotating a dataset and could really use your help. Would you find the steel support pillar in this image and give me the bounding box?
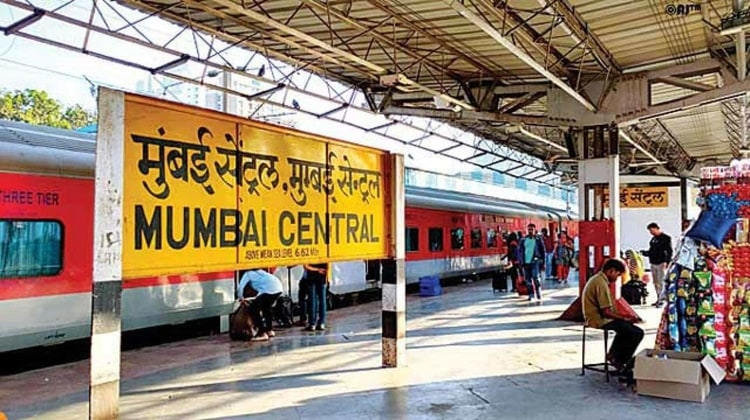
[560,125,637,321]
[382,154,406,367]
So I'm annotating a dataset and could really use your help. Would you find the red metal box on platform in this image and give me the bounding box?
[634,349,726,403]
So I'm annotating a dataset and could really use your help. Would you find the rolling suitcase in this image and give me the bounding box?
[492,271,505,293]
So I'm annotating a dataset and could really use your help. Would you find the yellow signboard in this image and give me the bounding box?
[603,186,669,209]
[121,94,391,279]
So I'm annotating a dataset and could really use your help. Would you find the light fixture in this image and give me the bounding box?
[514,126,567,152]
[627,161,667,168]
[719,23,750,36]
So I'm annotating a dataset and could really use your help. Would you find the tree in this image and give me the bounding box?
[0,88,96,130]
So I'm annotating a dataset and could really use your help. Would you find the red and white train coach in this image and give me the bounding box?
[0,120,575,353]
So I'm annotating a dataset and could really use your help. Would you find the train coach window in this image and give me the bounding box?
[487,229,498,248]
[451,228,464,250]
[0,220,63,278]
[471,228,482,249]
[406,227,419,252]
[428,228,443,252]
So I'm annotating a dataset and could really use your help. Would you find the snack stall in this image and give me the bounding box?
[654,163,750,382]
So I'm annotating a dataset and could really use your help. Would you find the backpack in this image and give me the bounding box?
[273,295,294,328]
[621,280,649,306]
[229,300,255,340]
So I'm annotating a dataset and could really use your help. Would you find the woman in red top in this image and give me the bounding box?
[505,232,521,292]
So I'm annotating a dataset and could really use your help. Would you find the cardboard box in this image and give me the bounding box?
[634,349,726,403]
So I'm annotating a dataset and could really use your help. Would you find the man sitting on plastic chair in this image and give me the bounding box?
[582,259,644,373]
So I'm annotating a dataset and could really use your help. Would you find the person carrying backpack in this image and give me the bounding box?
[518,223,546,301]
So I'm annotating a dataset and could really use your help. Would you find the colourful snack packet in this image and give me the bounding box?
[698,296,715,316]
[702,336,717,357]
[700,317,717,338]
[694,271,712,291]
[669,322,681,348]
[713,272,727,289]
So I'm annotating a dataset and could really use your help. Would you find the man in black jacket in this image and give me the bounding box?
[641,222,672,308]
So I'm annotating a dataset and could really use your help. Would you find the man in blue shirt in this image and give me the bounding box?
[238,269,284,341]
[518,223,546,301]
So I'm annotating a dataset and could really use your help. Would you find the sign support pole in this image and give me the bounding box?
[90,88,125,419]
[382,154,406,367]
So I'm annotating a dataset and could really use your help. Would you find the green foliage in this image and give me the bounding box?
[0,88,95,130]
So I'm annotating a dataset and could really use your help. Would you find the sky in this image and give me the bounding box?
[0,0,558,186]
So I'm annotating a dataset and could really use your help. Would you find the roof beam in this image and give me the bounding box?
[211,0,384,74]
[301,0,467,82]
[493,84,549,95]
[364,0,499,77]
[382,105,563,126]
[129,0,370,82]
[616,76,750,125]
[645,58,724,79]
[538,0,621,75]
[2,8,44,35]
[476,0,571,77]
[652,76,714,92]
[211,0,475,111]
[498,91,545,113]
[443,0,597,111]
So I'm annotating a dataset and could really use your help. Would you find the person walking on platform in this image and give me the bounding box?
[555,231,574,284]
[505,232,521,293]
[303,262,329,331]
[582,259,644,373]
[519,223,545,301]
[238,269,284,342]
[541,228,556,281]
[641,222,673,308]
[297,269,310,326]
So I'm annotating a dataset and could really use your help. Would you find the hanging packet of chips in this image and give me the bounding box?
[713,271,727,290]
[700,317,717,338]
[701,336,717,356]
[676,238,699,270]
[694,271,712,291]
[698,294,715,316]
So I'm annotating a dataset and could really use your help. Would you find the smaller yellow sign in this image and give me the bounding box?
[603,186,669,208]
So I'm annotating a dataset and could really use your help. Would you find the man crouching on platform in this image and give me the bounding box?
[582,259,644,372]
[238,269,284,342]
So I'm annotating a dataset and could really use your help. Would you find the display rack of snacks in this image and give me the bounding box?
[655,161,750,382]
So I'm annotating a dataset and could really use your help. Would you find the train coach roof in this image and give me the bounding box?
[0,119,96,154]
[406,186,571,221]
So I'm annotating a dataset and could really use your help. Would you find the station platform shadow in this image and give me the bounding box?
[1,280,676,419]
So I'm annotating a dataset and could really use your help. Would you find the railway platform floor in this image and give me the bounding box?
[2,279,749,420]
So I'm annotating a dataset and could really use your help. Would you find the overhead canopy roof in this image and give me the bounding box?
[3,0,750,181]
[108,0,750,176]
